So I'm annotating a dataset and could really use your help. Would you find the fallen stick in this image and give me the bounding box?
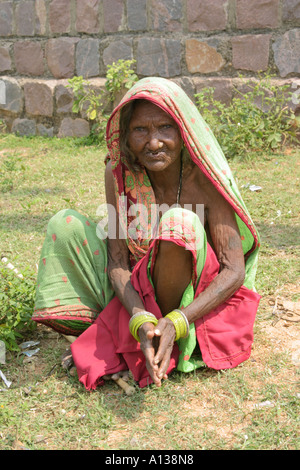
[113,376,135,396]
[63,335,77,343]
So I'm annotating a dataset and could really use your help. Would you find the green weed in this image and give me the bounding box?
[67,59,138,144]
[195,73,299,158]
[0,153,26,193]
[105,59,138,99]
[0,261,36,351]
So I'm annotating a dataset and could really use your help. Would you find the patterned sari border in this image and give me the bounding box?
[33,305,100,321]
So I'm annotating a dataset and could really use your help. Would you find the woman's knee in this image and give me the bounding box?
[47,209,87,243]
[159,207,205,249]
[156,239,189,256]
[155,240,193,275]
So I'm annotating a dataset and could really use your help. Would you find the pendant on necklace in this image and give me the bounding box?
[176,156,183,205]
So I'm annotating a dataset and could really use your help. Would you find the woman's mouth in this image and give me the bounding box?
[145,150,165,159]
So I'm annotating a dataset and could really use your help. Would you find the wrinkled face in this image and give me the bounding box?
[127,100,182,172]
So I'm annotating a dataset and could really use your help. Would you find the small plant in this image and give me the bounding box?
[105,59,138,100]
[0,261,36,351]
[67,75,106,122]
[0,154,25,193]
[0,119,7,134]
[195,73,299,158]
[67,59,138,144]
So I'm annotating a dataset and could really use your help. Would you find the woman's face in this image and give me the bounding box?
[127,100,182,172]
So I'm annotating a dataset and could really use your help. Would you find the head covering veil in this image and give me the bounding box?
[106,77,260,290]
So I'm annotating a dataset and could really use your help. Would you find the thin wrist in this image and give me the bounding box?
[165,309,189,341]
[129,311,158,342]
[131,307,149,317]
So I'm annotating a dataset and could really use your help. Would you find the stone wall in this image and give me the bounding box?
[0,0,299,137]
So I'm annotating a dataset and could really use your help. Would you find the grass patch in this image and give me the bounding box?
[0,135,299,450]
[0,135,106,271]
[229,150,299,298]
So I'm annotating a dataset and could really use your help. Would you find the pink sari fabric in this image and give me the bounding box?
[71,239,260,390]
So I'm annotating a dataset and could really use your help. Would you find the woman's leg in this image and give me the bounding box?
[150,207,207,313]
[33,209,115,335]
[149,207,208,372]
[152,240,192,316]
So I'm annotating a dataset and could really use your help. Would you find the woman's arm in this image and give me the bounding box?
[153,179,245,379]
[105,161,162,385]
[105,160,145,315]
[183,188,245,324]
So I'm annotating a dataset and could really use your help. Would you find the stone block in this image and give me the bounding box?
[283,0,300,24]
[16,0,36,36]
[231,34,271,72]
[24,82,53,117]
[55,84,74,114]
[58,118,90,138]
[46,38,78,79]
[172,77,196,101]
[103,39,133,68]
[76,0,100,33]
[37,124,54,137]
[151,0,183,32]
[0,47,12,73]
[14,41,44,76]
[35,0,47,35]
[187,0,227,31]
[137,38,181,77]
[290,79,300,114]
[272,29,300,77]
[127,0,147,30]
[185,39,225,74]
[12,118,36,136]
[103,0,124,32]
[0,2,13,36]
[194,77,233,104]
[49,0,71,33]
[236,0,279,29]
[76,39,100,78]
[0,78,23,115]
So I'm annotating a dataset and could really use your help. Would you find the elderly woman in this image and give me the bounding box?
[33,78,260,389]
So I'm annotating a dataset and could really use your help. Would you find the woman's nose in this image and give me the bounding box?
[148,132,162,151]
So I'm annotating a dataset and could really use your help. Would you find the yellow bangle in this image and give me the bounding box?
[129,311,158,342]
[165,309,189,341]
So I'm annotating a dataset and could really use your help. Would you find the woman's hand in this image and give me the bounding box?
[153,317,176,381]
[138,318,176,387]
[138,322,161,386]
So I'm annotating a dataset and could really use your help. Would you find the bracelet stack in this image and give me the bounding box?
[129,311,158,342]
[129,309,189,343]
[165,309,189,341]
